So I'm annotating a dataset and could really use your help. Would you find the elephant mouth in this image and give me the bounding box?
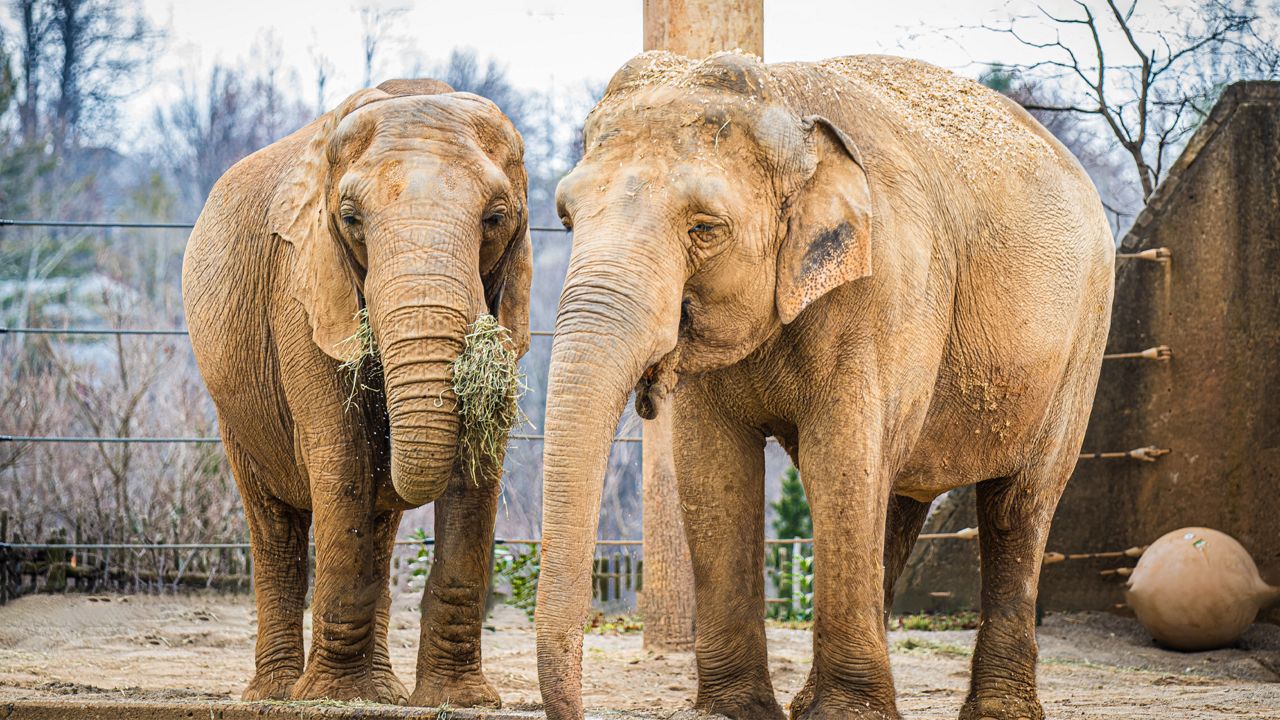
[633,348,682,420]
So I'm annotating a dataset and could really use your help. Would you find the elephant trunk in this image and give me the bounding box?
[536,226,682,720]
[366,219,481,507]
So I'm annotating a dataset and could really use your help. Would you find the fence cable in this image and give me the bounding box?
[1102,345,1172,361]
[0,433,641,445]
[2,326,556,338]
[0,218,570,233]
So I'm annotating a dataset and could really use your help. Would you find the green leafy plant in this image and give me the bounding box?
[585,611,643,635]
[407,527,433,593]
[893,611,980,632]
[492,544,539,619]
[776,552,814,622]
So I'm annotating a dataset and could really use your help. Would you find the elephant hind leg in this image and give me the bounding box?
[230,438,312,701]
[961,466,1067,720]
[882,494,931,626]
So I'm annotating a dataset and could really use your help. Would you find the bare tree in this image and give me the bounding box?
[45,0,159,154]
[308,37,334,115]
[13,0,54,144]
[152,59,309,216]
[357,3,407,87]
[977,0,1277,200]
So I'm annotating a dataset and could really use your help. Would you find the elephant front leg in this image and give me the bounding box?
[408,467,501,708]
[790,493,926,717]
[790,419,899,720]
[371,510,410,703]
[291,486,400,703]
[672,386,783,720]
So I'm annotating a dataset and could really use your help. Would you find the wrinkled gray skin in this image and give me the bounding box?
[536,52,1114,720]
[183,79,531,705]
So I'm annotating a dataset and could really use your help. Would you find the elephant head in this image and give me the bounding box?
[270,83,531,507]
[535,52,873,718]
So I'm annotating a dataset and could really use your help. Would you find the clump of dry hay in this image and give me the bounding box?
[451,314,524,485]
[337,307,380,410]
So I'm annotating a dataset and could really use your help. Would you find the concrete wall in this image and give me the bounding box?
[896,81,1280,619]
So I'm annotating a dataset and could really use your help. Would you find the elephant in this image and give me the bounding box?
[535,52,1114,720]
[182,78,531,705]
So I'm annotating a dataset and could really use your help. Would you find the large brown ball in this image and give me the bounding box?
[1126,527,1279,651]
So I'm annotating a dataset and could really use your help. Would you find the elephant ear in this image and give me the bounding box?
[775,115,873,324]
[495,228,533,359]
[269,88,389,362]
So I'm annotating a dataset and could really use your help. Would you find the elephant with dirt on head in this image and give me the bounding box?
[182,78,530,706]
[535,52,1114,720]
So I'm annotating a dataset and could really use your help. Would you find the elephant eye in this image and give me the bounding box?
[341,214,359,227]
[483,208,507,228]
[688,218,725,246]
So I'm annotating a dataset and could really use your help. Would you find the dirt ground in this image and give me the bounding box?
[0,592,1277,719]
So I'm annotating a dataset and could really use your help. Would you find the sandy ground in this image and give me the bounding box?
[0,592,1277,719]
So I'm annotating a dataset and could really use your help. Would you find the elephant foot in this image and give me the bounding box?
[697,690,786,720]
[372,666,410,705]
[787,679,815,720]
[242,669,300,701]
[290,666,404,705]
[958,695,1044,720]
[790,690,899,720]
[409,671,502,708]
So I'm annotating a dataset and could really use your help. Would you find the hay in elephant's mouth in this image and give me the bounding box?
[337,307,381,410]
[452,314,524,484]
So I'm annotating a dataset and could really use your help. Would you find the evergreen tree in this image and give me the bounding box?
[771,466,811,540]
[769,466,812,619]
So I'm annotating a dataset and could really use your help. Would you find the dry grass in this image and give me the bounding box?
[451,314,524,485]
[335,311,524,484]
[337,308,380,411]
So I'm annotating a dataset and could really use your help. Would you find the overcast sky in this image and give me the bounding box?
[127,0,1203,143]
[132,2,1047,108]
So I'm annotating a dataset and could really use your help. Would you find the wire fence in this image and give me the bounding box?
[2,217,1169,610]
[0,525,1139,617]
